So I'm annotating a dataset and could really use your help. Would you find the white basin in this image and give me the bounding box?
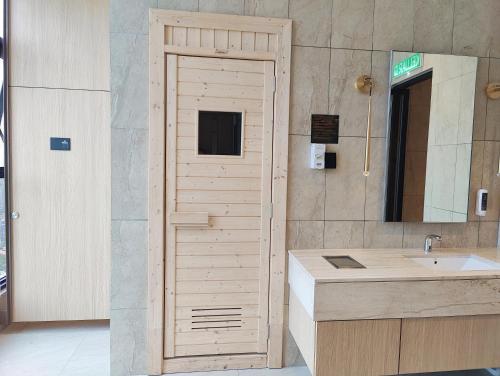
[409,255,500,271]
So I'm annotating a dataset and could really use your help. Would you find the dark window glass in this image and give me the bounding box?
[198,111,242,156]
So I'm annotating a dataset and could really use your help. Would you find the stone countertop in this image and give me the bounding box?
[289,248,500,284]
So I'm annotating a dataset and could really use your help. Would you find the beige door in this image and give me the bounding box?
[10,88,110,321]
[164,55,275,358]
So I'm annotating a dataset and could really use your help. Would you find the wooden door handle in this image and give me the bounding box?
[169,212,209,227]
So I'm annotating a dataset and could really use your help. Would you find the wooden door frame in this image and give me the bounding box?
[147,10,292,375]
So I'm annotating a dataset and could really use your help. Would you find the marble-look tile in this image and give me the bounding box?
[373,0,414,51]
[331,0,374,50]
[111,221,147,310]
[158,0,198,11]
[172,371,239,376]
[290,46,330,135]
[199,0,245,15]
[325,137,366,220]
[323,221,364,248]
[289,0,332,47]
[111,129,148,220]
[441,222,480,248]
[282,308,306,368]
[287,221,325,249]
[472,58,490,141]
[468,142,485,221]
[111,33,148,130]
[453,0,500,58]
[363,221,403,248]
[485,59,500,140]
[403,223,442,249]
[364,138,387,220]
[110,0,156,34]
[370,51,391,138]
[239,366,311,375]
[110,308,147,376]
[287,135,325,220]
[413,0,453,54]
[244,0,289,18]
[329,49,372,137]
[480,141,500,221]
[478,221,499,248]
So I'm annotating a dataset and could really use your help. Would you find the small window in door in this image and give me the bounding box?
[198,111,242,156]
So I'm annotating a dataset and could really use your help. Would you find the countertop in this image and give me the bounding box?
[289,248,500,284]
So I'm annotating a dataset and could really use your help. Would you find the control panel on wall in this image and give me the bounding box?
[310,114,338,170]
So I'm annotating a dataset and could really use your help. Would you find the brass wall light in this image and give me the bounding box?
[355,75,374,176]
[486,83,500,100]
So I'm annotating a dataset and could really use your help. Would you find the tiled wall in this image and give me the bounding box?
[110,0,500,374]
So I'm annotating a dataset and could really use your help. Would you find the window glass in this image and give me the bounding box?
[198,111,242,156]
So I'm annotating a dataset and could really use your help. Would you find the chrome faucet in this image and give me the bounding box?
[424,234,442,254]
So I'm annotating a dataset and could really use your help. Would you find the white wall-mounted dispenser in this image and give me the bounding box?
[476,189,488,216]
[310,143,326,169]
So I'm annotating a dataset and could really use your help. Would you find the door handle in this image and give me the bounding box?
[169,212,209,227]
[11,211,20,220]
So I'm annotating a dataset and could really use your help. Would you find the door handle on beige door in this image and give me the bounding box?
[169,212,209,227]
[11,211,20,220]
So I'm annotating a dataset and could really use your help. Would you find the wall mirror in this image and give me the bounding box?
[384,52,478,223]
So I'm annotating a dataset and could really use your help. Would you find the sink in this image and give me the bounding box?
[409,255,500,271]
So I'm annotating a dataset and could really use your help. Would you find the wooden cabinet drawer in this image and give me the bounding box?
[399,315,500,374]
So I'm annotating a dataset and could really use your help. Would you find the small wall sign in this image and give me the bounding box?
[50,137,71,151]
[393,53,422,79]
[311,114,339,144]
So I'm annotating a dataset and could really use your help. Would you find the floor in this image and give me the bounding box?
[0,321,495,376]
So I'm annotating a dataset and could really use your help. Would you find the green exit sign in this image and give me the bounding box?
[393,53,422,78]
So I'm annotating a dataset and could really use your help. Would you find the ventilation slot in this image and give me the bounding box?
[190,307,243,329]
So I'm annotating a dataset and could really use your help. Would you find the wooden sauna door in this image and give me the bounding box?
[164,55,275,358]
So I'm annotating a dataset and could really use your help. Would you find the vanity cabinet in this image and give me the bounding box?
[399,315,500,373]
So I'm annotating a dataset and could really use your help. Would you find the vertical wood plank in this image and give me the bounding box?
[268,34,278,53]
[173,26,187,47]
[228,30,242,50]
[257,60,275,353]
[164,54,178,358]
[267,20,292,369]
[215,29,229,49]
[255,33,269,51]
[148,11,166,375]
[201,28,215,48]
[165,25,173,45]
[241,31,256,51]
[187,27,201,47]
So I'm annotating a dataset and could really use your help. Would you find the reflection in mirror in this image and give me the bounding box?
[385,52,478,223]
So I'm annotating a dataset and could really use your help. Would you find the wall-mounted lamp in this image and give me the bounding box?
[355,75,374,176]
[486,83,500,100]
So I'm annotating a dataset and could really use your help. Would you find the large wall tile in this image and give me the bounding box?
[331,0,374,50]
[290,46,330,135]
[485,59,500,140]
[110,308,146,376]
[370,51,390,138]
[365,138,387,220]
[441,222,480,248]
[112,129,148,220]
[479,222,499,248]
[329,49,371,137]
[289,0,332,47]
[282,309,306,367]
[158,0,198,11]
[403,223,442,249]
[373,0,414,51]
[453,0,500,58]
[324,221,364,248]
[244,0,289,17]
[287,135,326,220]
[287,221,325,249]
[364,221,403,248]
[199,0,244,15]
[413,0,453,54]
[110,0,156,34]
[473,58,490,140]
[111,221,147,310]
[111,33,148,130]
[325,137,365,220]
